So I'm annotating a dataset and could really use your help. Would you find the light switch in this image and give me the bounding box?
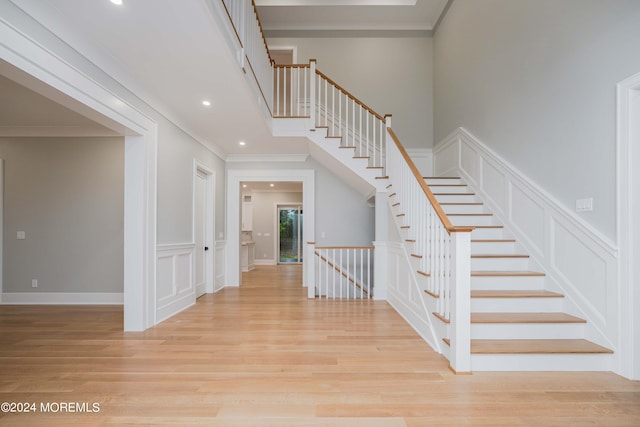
[576,198,593,212]
[17,231,25,240]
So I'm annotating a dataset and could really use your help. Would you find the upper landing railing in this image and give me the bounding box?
[274,61,387,169]
[218,0,473,373]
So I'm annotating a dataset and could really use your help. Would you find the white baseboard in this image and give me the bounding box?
[254,259,277,266]
[0,292,123,305]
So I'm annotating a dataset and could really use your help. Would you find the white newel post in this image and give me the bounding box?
[449,230,472,373]
[373,190,390,300]
[307,242,316,298]
[309,59,317,130]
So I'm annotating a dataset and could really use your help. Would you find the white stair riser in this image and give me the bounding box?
[449,215,496,226]
[469,228,506,240]
[471,297,564,312]
[425,178,461,186]
[441,204,486,214]
[471,275,546,291]
[471,353,613,372]
[434,194,479,204]
[471,322,585,340]
[471,257,531,271]
[429,185,470,194]
[471,241,517,253]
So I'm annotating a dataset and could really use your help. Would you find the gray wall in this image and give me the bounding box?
[228,157,375,249]
[1,137,123,293]
[157,121,226,244]
[250,191,303,261]
[268,36,433,149]
[434,0,640,240]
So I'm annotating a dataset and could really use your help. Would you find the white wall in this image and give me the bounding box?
[433,0,640,240]
[268,36,433,149]
[1,137,123,294]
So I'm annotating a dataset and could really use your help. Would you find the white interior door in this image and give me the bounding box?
[194,170,207,298]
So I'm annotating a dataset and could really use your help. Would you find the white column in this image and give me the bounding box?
[449,230,472,373]
[307,242,316,298]
[373,191,390,300]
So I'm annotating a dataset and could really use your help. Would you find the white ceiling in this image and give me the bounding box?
[2,0,446,158]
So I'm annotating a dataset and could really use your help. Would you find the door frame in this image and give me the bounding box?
[193,161,215,295]
[276,204,303,264]
[0,15,157,331]
[616,70,640,380]
[226,169,315,287]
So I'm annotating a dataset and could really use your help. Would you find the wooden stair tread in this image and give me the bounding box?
[471,312,586,323]
[443,339,613,354]
[376,176,389,180]
[472,271,545,277]
[471,290,563,298]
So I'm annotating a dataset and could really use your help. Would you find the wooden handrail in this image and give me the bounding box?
[315,69,385,122]
[251,0,275,65]
[387,127,474,235]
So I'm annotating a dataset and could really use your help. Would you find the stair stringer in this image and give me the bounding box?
[272,117,388,193]
[383,194,447,359]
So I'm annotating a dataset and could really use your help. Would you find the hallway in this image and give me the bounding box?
[0,265,639,426]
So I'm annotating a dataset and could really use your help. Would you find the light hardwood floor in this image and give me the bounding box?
[1,265,639,426]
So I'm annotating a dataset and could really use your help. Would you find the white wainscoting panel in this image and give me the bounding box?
[434,127,618,350]
[510,181,546,258]
[384,241,441,355]
[156,243,195,323]
[482,160,507,213]
[406,148,433,177]
[215,240,226,292]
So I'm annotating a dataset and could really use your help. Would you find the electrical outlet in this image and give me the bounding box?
[17,231,26,240]
[32,279,38,288]
[576,198,594,212]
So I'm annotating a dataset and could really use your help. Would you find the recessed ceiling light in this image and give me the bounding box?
[239,141,246,146]
[202,100,211,107]
[242,184,247,188]
[110,0,123,5]
[270,183,275,187]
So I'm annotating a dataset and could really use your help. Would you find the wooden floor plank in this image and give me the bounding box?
[0,265,636,425]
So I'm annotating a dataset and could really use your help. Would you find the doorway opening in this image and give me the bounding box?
[278,205,303,264]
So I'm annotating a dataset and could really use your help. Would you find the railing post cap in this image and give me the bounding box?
[309,58,317,63]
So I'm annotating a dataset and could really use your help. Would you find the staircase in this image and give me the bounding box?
[217,0,615,373]
[388,175,613,371]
